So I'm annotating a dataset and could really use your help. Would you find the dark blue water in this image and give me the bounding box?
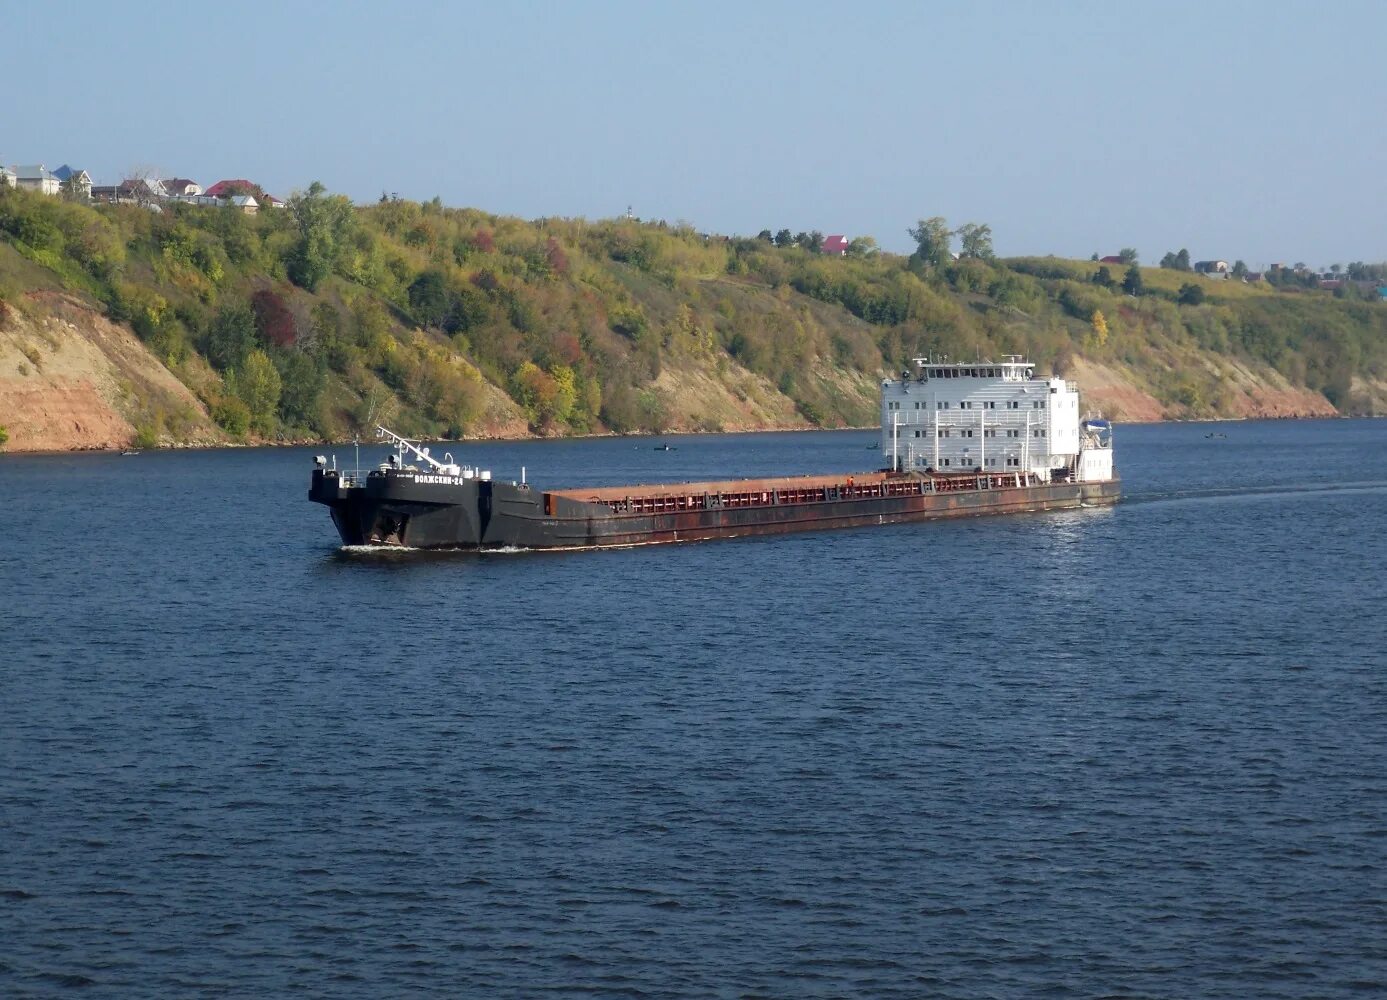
[2,420,1385,998]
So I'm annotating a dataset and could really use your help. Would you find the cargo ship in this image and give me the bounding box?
[309,356,1119,550]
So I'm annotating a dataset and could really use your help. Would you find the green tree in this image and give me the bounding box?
[212,397,251,437]
[231,349,283,434]
[408,269,451,327]
[0,424,8,447]
[1119,248,1139,264]
[908,217,951,268]
[204,301,257,371]
[1178,282,1206,306]
[1160,251,1179,269]
[1176,248,1191,271]
[1122,263,1144,296]
[955,222,994,260]
[287,181,356,291]
[1091,265,1116,288]
[1231,260,1248,279]
[274,350,325,429]
[773,229,793,247]
[846,236,878,258]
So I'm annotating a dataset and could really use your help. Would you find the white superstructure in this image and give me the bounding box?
[879,356,1115,483]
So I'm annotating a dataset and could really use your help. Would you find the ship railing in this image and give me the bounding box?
[334,467,385,488]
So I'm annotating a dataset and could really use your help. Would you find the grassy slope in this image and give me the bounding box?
[1,184,1384,452]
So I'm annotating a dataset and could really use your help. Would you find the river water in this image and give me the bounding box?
[2,420,1385,998]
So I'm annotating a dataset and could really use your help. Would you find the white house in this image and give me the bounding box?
[52,165,93,200]
[229,194,258,215]
[14,165,61,195]
[1,165,15,188]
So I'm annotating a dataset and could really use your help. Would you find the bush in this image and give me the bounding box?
[212,397,251,437]
[133,424,159,449]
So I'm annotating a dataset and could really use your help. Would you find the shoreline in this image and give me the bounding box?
[0,412,1374,458]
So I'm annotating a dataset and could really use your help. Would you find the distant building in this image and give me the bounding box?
[229,194,258,215]
[163,178,202,197]
[13,164,61,195]
[171,194,224,207]
[1098,255,1125,264]
[820,235,850,256]
[0,165,15,188]
[204,179,260,198]
[117,177,168,202]
[1193,260,1229,276]
[52,165,93,200]
[264,194,286,210]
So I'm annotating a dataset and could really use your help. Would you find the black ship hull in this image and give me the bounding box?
[310,467,1121,551]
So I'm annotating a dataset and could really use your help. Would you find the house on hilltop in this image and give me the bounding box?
[1098,255,1125,264]
[204,179,262,198]
[163,177,202,197]
[1,165,15,188]
[1193,260,1229,278]
[52,165,93,200]
[821,235,850,256]
[14,165,61,195]
[229,194,258,215]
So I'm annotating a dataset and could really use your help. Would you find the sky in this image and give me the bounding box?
[7,1,1385,267]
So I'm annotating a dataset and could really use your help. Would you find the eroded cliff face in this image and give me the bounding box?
[0,294,220,452]
[1067,357,1338,423]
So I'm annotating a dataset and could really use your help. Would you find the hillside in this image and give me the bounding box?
[0,183,1383,452]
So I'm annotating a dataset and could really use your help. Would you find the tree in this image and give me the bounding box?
[1176,248,1191,271]
[1090,310,1109,348]
[1178,282,1206,306]
[908,216,951,268]
[773,229,793,247]
[1091,265,1116,289]
[1122,263,1144,296]
[955,222,994,260]
[756,229,774,243]
[1119,248,1139,264]
[408,269,452,327]
[287,181,356,291]
[1160,251,1179,269]
[231,349,282,435]
[204,301,257,371]
[251,289,296,347]
[1231,260,1248,279]
[274,350,325,429]
[846,236,878,258]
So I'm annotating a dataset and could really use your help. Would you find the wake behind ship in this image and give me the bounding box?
[309,356,1120,550]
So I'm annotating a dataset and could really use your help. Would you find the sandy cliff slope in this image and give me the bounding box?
[0,294,219,452]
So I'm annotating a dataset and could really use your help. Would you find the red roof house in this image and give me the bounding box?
[203,179,261,198]
[821,235,850,256]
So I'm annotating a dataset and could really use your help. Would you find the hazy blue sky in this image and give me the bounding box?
[8,2,1384,266]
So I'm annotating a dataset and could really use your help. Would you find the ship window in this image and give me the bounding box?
[942,458,951,466]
